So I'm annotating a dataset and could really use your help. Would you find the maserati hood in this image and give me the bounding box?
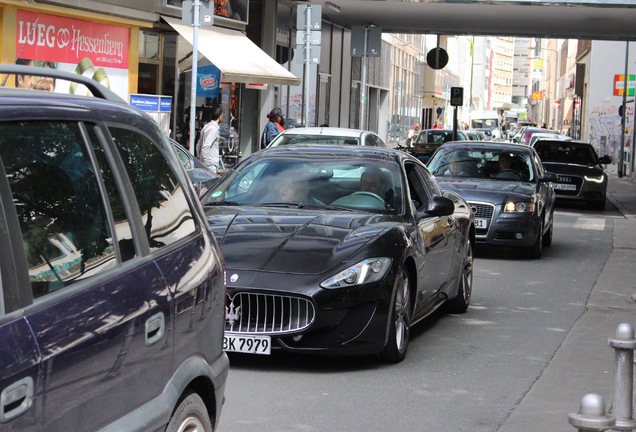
[437,178,537,204]
[205,206,391,274]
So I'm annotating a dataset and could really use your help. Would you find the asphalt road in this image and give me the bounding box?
[217,202,621,432]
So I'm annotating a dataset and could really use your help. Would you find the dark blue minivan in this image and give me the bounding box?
[0,65,228,431]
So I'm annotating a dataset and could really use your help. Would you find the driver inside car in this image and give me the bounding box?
[360,167,386,197]
[492,152,520,179]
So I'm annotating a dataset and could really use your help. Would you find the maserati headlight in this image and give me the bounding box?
[584,175,605,183]
[321,258,392,289]
[504,201,535,213]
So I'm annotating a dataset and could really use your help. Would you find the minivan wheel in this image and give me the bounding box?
[166,393,213,432]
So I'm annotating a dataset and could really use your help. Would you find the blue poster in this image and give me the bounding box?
[197,64,221,98]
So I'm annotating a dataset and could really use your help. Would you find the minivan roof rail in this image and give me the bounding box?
[0,64,125,104]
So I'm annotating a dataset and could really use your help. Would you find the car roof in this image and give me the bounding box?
[438,141,533,153]
[256,143,402,161]
[278,127,368,137]
[533,139,592,147]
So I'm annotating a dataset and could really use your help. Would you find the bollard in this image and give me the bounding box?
[569,393,615,431]
[608,323,636,431]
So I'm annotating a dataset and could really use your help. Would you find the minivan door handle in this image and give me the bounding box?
[145,312,165,346]
[1,376,34,423]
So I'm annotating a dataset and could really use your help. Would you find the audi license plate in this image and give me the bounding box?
[224,334,271,355]
[554,183,576,191]
[475,218,489,229]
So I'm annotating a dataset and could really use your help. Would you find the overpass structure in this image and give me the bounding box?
[300,0,636,40]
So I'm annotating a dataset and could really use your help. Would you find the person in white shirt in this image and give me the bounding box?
[196,105,223,174]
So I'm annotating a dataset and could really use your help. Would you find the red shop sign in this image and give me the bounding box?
[16,10,129,69]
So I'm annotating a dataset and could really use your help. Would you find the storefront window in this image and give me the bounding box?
[138,63,159,94]
[139,31,159,60]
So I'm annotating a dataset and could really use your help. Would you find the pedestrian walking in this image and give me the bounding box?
[261,107,284,149]
[407,123,421,147]
[196,104,223,175]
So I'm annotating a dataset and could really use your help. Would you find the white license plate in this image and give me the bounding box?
[475,218,489,229]
[554,183,576,191]
[223,334,271,355]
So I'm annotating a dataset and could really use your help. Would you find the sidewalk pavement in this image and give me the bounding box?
[498,165,636,432]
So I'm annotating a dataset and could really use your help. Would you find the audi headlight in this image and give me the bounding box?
[584,175,605,184]
[321,258,392,289]
[504,201,535,213]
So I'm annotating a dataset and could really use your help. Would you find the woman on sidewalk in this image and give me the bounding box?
[261,107,284,149]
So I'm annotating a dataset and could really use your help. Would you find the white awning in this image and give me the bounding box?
[163,16,300,86]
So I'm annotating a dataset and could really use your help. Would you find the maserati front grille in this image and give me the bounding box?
[225,292,315,335]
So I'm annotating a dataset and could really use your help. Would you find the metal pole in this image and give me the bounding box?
[304,6,311,127]
[360,26,368,130]
[553,51,558,130]
[619,42,629,178]
[632,90,636,177]
[188,0,200,155]
[608,323,636,431]
[469,36,474,110]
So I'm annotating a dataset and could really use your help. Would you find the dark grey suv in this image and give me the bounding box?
[0,65,228,431]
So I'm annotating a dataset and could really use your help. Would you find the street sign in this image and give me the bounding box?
[301,45,321,64]
[450,87,463,106]
[296,5,322,30]
[182,0,214,26]
[532,91,542,101]
[554,100,561,109]
[351,26,382,57]
[296,30,321,46]
[426,47,448,70]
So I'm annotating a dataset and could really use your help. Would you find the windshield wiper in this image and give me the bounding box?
[204,200,241,207]
[297,202,354,211]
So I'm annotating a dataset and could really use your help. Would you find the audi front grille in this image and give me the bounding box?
[469,201,495,238]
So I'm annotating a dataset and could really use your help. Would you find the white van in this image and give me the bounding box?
[470,110,502,140]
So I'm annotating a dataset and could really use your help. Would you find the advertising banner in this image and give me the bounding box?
[15,10,130,99]
[197,64,221,98]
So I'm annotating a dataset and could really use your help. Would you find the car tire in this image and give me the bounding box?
[527,220,543,259]
[166,393,213,432]
[542,215,553,248]
[446,238,473,314]
[381,267,411,363]
[592,199,606,211]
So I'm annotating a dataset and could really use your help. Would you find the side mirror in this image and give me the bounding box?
[599,155,613,165]
[417,195,455,219]
[541,172,559,183]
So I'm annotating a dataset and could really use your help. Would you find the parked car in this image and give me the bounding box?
[464,130,481,140]
[512,126,552,145]
[412,128,468,163]
[528,132,571,147]
[267,126,388,148]
[532,139,612,210]
[201,144,475,363]
[473,128,494,141]
[172,138,220,197]
[0,65,228,431]
[427,141,557,258]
